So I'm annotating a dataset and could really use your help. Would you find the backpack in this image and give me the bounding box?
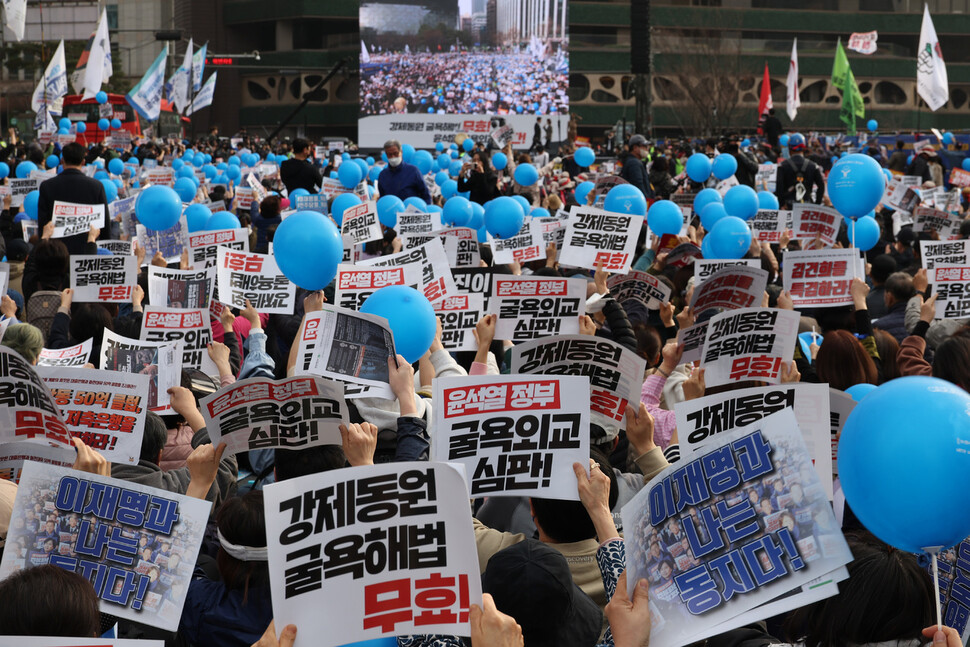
[26,291,63,342]
[790,156,813,203]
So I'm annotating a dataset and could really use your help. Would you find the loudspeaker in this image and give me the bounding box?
[630,0,650,74]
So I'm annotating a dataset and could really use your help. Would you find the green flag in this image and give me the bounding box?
[831,39,864,134]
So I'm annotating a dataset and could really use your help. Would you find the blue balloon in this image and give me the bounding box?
[15,161,37,179]
[468,201,485,230]
[700,202,729,233]
[427,204,443,215]
[441,180,458,200]
[289,188,310,202]
[531,207,550,219]
[203,164,217,179]
[205,212,241,231]
[574,146,595,167]
[943,132,955,145]
[848,213,880,251]
[575,181,594,205]
[46,155,60,169]
[173,177,197,202]
[701,234,715,259]
[0,163,10,180]
[779,134,790,147]
[845,383,877,402]
[75,122,86,134]
[708,216,751,259]
[963,158,970,172]
[435,171,449,187]
[711,154,738,181]
[412,150,434,175]
[338,162,363,189]
[108,158,124,175]
[741,138,750,148]
[403,197,428,212]
[867,119,879,132]
[839,376,970,553]
[56,127,70,136]
[193,153,205,167]
[331,193,361,227]
[94,160,104,170]
[341,153,351,163]
[225,165,242,181]
[647,200,683,237]
[492,152,508,171]
[686,153,712,183]
[93,171,110,181]
[693,188,722,217]
[100,179,118,203]
[829,153,886,220]
[511,195,531,215]
[177,166,195,180]
[274,211,342,289]
[360,286,436,364]
[757,191,779,210]
[401,144,415,164]
[96,246,113,256]
[368,166,381,182]
[437,154,451,171]
[442,196,473,226]
[462,138,474,152]
[97,118,110,131]
[95,91,108,104]
[22,190,39,219]
[211,174,229,186]
[514,163,539,187]
[216,162,228,171]
[435,142,444,152]
[110,118,121,130]
[171,158,185,172]
[377,195,404,228]
[484,196,525,239]
[723,185,759,220]
[228,155,241,166]
[604,184,647,216]
[447,160,463,178]
[184,203,211,233]
[135,185,182,231]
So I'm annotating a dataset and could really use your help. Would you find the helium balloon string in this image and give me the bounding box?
[932,551,942,630]
[851,218,855,250]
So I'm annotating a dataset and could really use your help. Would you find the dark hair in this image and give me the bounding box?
[292,139,309,154]
[815,330,877,391]
[870,254,898,284]
[633,322,662,366]
[139,411,168,463]
[652,156,669,174]
[61,143,87,166]
[70,304,113,347]
[216,490,269,603]
[786,533,933,647]
[884,271,915,302]
[530,450,617,543]
[32,240,70,285]
[933,328,970,391]
[274,445,346,481]
[0,565,100,636]
[259,195,281,219]
[873,329,900,383]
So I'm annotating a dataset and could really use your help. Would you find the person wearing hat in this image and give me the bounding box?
[618,135,654,200]
[775,133,824,209]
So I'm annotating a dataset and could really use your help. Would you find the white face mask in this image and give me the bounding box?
[388,155,403,167]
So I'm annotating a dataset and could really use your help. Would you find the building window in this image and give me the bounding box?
[106,4,118,30]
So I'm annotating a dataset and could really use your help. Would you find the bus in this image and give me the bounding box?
[61,93,190,145]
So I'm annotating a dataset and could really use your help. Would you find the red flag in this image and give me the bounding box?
[757,62,773,134]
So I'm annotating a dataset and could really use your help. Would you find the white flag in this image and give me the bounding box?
[192,42,207,92]
[126,46,167,122]
[81,9,113,101]
[187,71,216,116]
[2,0,27,41]
[917,3,948,112]
[170,38,193,114]
[786,38,800,122]
[32,40,68,113]
[361,39,371,64]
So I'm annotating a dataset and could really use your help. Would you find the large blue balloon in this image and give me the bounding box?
[331,193,361,227]
[377,195,404,228]
[685,154,712,183]
[98,118,110,131]
[723,185,759,221]
[338,162,363,189]
[943,132,955,145]
[22,190,39,219]
[177,166,196,180]
[184,203,211,233]
[289,188,310,202]
[828,153,886,220]
[172,159,185,172]
[575,181,594,205]
[206,212,242,231]
[466,202,484,230]
[360,286,436,363]
[441,179,458,200]
[757,191,779,210]
[448,160,463,177]
[403,197,427,212]
[75,122,86,134]
[100,179,118,203]
[963,158,970,172]
[701,234,715,259]
[108,158,125,175]
[274,211,342,289]
[94,171,110,181]
[514,163,539,187]
[693,188,722,217]
[845,383,877,402]
[135,185,182,231]
[511,195,531,215]
[401,144,415,164]
[225,165,242,181]
[203,164,217,179]
[58,117,71,130]
[484,196,525,239]
[95,91,108,104]
[779,134,790,147]
[574,146,595,167]
[413,150,434,175]
[442,196,473,227]
[173,177,197,203]
[435,171,449,187]
[839,376,970,553]
[437,153,451,171]
[530,207,550,219]
[604,184,647,216]
[46,155,60,169]
[368,166,381,182]
[0,162,9,179]
[867,119,879,132]
[647,200,683,237]
[848,213,880,251]
[462,138,475,152]
[708,216,751,259]
[16,161,37,179]
[711,154,738,181]
[492,152,508,171]
[110,118,122,130]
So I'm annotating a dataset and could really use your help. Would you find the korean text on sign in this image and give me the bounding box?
[782,249,860,308]
[490,276,586,341]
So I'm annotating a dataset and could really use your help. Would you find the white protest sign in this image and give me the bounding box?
[607,270,673,318]
[922,240,970,270]
[755,164,777,192]
[140,307,216,376]
[791,204,843,248]
[930,265,970,319]
[694,259,760,287]
[37,339,94,368]
[98,239,134,256]
[432,375,590,499]
[396,209,442,235]
[488,219,544,265]
[69,255,137,303]
[334,263,422,311]
[678,320,710,364]
[621,408,852,647]
[559,206,641,273]
[490,275,586,341]
[342,201,383,245]
[52,201,106,238]
[913,205,958,239]
[782,248,861,308]
[0,441,75,483]
[148,266,215,310]
[700,308,799,387]
[36,367,149,464]
[690,265,770,319]
[109,196,137,225]
[359,238,457,303]
[441,228,482,268]
[9,178,39,207]
[829,388,856,476]
[749,209,790,244]
[201,376,348,456]
[264,462,481,647]
[848,30,878,55]
[216,247,295,314]
[511,334,647,432]
[188,228,249,269]
[675,383,834,499]
[0,347,72,448]
[434,294,486,351]
[133,216,189,265]
[100,331,182,414]
[0,462,211,631]
[146,166,174,187]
